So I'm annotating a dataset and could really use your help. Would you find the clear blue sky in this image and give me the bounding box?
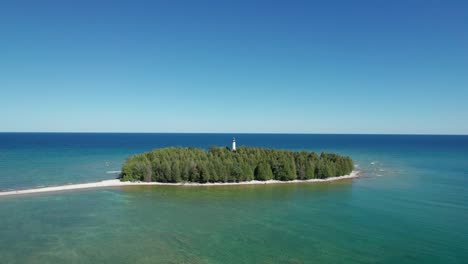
[1,0,467,134]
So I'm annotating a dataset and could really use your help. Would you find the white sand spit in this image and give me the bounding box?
[0,171,360,197]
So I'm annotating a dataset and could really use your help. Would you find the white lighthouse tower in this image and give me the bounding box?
[232,137,236,151]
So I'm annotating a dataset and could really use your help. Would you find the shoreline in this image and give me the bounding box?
[0,170,360,197]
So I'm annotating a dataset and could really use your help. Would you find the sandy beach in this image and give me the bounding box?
[0,170,360,197]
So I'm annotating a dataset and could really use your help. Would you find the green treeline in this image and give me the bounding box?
[121,146,354,183]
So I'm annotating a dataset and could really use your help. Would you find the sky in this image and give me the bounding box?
[1,0,467,134]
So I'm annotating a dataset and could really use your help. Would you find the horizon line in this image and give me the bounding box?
[0,131,467,136]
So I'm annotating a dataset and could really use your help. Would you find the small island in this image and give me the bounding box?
[0,142,356,197]
[121,144,354,183]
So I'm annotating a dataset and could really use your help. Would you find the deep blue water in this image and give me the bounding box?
[0,133,467,263]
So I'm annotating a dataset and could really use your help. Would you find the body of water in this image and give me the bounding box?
[0,133,467,263]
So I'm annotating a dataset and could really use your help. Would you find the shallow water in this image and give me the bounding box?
[0,133,467,263]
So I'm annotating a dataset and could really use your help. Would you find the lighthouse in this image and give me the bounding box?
[232,137,236,151]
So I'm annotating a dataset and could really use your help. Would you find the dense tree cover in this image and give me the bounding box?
[121,147,354,183]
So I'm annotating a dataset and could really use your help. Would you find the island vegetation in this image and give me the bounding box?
[121,146,354,183]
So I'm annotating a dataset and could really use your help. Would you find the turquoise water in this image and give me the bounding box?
[0,133,467,263]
